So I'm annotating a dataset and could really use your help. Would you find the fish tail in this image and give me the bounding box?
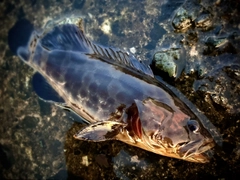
[17,32,39,62]
[8,19,36,62]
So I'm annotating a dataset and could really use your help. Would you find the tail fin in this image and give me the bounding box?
[8,19,34,61]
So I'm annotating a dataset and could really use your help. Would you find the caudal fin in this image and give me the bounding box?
[8,19,34,61]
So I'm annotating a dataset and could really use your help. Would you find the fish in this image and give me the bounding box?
[8,18,222,163]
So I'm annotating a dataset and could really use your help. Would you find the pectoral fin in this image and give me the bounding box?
[32,72,65,103]
[74,121,127,142]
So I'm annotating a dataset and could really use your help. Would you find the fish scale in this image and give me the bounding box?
[36,39,173,120]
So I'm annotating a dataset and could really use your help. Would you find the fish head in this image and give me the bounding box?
[125,98,216,163]
[74,98,216,163]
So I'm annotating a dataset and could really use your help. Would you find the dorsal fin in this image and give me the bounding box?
[40,23,154,77]
[41,24,92,53]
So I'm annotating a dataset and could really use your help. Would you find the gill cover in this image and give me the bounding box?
[134,98,190,146]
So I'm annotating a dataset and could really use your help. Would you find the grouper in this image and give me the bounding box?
[8,18,222,163]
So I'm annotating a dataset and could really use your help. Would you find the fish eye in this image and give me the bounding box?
[187,120,200,133]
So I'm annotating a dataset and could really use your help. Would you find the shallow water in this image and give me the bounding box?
[0,0,240,179]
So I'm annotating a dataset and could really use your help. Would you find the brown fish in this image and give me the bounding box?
[8,18,222,163]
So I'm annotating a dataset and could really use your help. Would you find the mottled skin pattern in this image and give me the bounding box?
[16,23,218,163]
[26,25,174,123]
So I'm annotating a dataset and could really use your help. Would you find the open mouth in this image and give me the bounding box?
[178,138,215,162]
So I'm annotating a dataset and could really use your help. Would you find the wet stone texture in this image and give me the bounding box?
[0,0,240,179]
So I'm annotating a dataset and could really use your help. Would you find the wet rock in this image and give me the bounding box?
[0,109,4,114]
[21,116,39,129]
[204,36,237,55]
[205,36,228,48]
[73,149,81,155]
[194,12,213,30]
[172,1,215,32]
[0,144,14,170]
[172,7,192,31]
[113,150,150,180]
[49,140,62,155]
[38,99,51,116]
[152,48,186,78]
[95,154,109,168]
[47,169,68,180]
[81,155,89,166]
[72,0,85,9]
[196,64,208,78]
[193,64,240,114]
[180,31,198,46]
[39,139,47,149]
[229,32,240,51]
[172,0,203,32]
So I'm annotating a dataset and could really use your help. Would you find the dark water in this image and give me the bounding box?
[0,0,240,179]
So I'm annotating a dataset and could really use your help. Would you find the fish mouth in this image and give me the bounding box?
[177,138,215,163]
[180,148,213,163]
[182,151,211,163]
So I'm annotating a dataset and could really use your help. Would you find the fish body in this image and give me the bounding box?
[9,19,221,163]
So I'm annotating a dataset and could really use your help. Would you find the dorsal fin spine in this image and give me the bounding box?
[109,48,118,61]
[102,47,110,59]
[105,49,112,60]
[118,51,123,62]
[93,44,102,56]
[120,52,128,64]
[98,46,106,57]
[116,51,122,63]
